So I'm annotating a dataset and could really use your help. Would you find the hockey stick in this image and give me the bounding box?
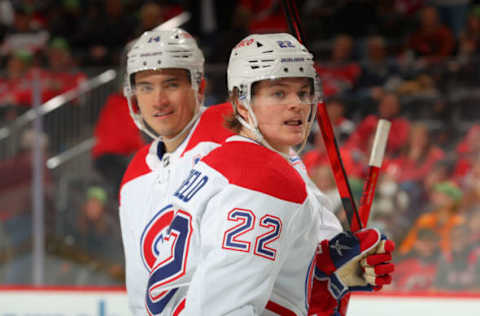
[337,119,391,315]
[280,1,391,315]
[356,119,391,228]
[280,0,362,230]
[153,11,191,31]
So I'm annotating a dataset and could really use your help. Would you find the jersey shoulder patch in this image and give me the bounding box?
[202,141,307,204]
[181,103,234,156]
[120,144,151,192]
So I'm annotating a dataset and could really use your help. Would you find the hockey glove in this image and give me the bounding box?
[314,228,395,300]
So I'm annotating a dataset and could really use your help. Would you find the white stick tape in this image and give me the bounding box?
[368,119,391,167]
[153,12,192,31]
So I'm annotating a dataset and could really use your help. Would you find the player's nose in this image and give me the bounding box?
[154,88,170,107]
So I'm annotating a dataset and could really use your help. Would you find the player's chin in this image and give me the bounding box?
[282,134,306,148]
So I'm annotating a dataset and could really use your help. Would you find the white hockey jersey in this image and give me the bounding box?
[145,136,343,316]
[119,103,234,316]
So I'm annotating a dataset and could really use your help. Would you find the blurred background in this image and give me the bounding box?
[0,0,479,298]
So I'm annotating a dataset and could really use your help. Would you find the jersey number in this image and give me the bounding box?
[222,209,282,261]
[146,210,193,315]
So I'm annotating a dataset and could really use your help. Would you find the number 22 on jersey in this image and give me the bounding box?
[146,208,282,314]
[222,208,283,261]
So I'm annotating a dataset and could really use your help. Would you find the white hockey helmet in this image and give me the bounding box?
[124,28,205,140]
[227,33,321,155]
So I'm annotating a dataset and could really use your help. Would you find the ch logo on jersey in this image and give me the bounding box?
[140,205,175,271]
[146,210,193,315]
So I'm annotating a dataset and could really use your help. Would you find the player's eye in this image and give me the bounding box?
[271,90,286,99]
[298,90,312,102]
[136,84,153,94]
[165,81,180,89]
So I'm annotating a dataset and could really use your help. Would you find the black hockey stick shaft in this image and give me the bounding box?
[280,0,362,231]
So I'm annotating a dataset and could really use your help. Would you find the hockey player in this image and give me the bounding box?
[119,28,233,315]
[145,33,394,315]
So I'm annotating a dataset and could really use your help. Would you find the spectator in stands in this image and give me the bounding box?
[45,37,86,94]
[309,164,341,213]
[431,0,470,38]
[407,6,455,63]
[0,48,65,107]
[357,35,401,98]
[399,181,465,256]
[453,124,480,180]
[369,172,411,244]
[92,92,146,195]
[315,34,362,97]
[233,0,289,34]
[73,0,137,66]
[302,126,328,175]
[458,6,480,54]
[466,206,480,245]
[183,0,239,62]
[375,0,418,45]
[65,185,123,285]
[388,122,446,183]
[392,228,440,292]
[45,0,83,41]
[345,92,411,156]
[459,155,480,210]
[325,97,355,143]
[434,223,480,291]
[1,129,53,284]
[404,159,456,214]
[302,98,356,176]
[0,49,32,107]
[0,5,49,56]
[134,2,165,36]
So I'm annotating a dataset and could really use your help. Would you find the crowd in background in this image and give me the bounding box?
[0,0,479,292]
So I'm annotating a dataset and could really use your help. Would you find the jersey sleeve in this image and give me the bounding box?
[118,145,152,315]
[183,181,306,315]
[119,202,144,315]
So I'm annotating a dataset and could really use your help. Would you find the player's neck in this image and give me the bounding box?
[163,127,191,153]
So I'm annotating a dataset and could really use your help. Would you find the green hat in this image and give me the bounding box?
[433,181,463,202]
[471,5,480,18]
[13,49,33,63]
[86,186,107,204]
[50,37,70,51]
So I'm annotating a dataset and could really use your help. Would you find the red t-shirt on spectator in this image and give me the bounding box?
[240,0,288,33]
[92,93,145,158]
[408,25,455,59]
[453,124,480,180]
[345,114,411,155]
[387,146,445,182]
[315,63,361,97]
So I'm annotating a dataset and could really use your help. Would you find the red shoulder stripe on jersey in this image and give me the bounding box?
[266,300,297,316]
[119,144,151,195]
[202,141,307,204]
[180,103,234,157]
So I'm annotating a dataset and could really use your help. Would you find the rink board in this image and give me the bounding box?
[0,287,479,315]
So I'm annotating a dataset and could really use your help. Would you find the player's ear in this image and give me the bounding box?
[230,88,248,121]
